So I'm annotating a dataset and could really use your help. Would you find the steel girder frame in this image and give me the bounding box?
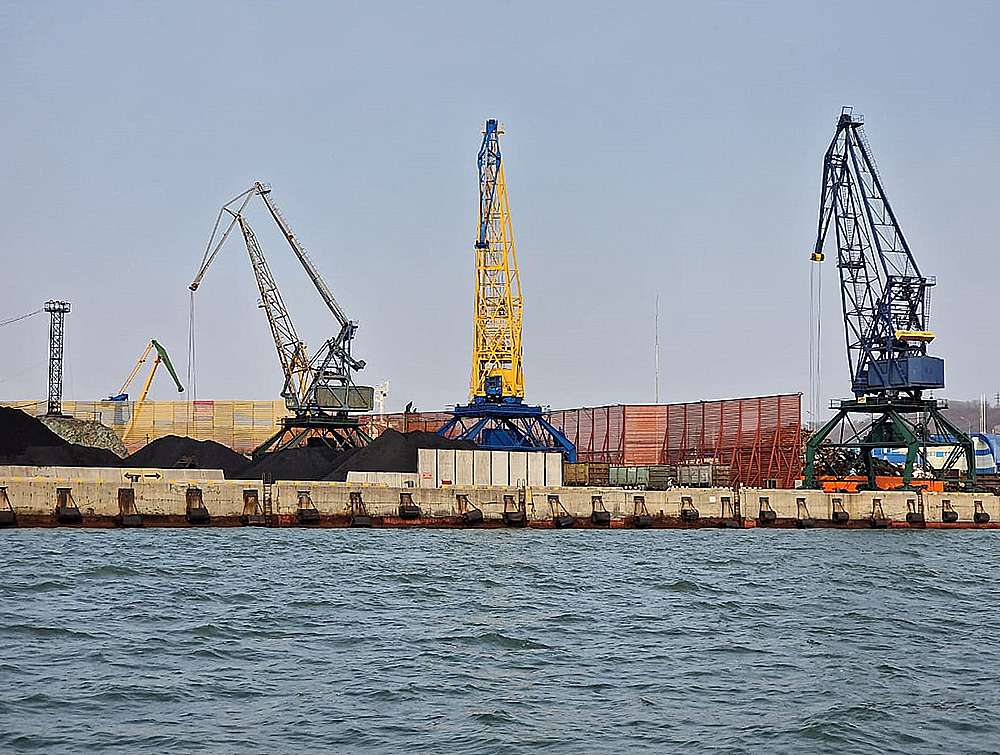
[438,405,577,461]
[252,415,371,459]
[803,399,977,491]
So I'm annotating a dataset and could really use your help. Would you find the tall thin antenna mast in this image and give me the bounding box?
[654,294,660,404]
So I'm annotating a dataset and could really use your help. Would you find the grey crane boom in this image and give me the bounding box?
[188,182,373,456]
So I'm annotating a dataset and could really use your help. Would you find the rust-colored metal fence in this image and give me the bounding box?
[360,412,453,437]
[548,394,802,487]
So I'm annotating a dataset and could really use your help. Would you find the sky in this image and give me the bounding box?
[1,0,998,424]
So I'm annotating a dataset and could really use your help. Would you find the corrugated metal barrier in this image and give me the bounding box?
[549,394,803,488]
[6,400,291,454]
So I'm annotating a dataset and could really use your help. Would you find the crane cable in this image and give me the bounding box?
[187,291,197,405]
[808,260,823,430]
[0,308,42,328]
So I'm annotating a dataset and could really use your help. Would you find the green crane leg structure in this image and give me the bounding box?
[803,398,978,491]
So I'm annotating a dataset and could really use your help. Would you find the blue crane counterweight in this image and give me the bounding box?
[437,120,576,460]
[803,108,976,491]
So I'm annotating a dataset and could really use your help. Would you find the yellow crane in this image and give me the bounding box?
[437,119,575,459]
[109,339,184,403]
[470,120,524,400]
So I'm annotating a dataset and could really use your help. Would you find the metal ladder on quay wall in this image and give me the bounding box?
[262,473,275,526]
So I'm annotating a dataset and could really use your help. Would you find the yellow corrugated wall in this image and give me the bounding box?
[4,400,291,454]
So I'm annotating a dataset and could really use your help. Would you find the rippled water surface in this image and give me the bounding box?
[2,528,1000,754]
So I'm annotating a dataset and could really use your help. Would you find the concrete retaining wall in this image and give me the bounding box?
[2,469,999,527]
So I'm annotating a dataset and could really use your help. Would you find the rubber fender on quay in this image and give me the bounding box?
[297,507,321,524]
[974,511,991,524]
[502,511,526,527]
[942,510,959,524]
[832,510,850,524]
[758,510,777,524]
[398,503,422,520]
[350,514,373,528]
[461,508,484,526]
[56,505,82,524]
[119,514,142,528]
[631,514,653,529]
[590,510,611,526]
[553,513,575,529]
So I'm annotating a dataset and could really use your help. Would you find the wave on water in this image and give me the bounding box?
[2,529,1000,754]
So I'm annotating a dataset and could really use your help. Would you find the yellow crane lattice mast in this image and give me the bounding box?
[436,119,576,459]
[472,119,524,400]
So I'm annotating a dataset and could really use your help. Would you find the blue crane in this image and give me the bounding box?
[437,120,576,460]
[803,108,976,490]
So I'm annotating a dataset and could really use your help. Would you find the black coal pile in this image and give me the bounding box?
[17,443,122,467]
[0,407,66,458]
[324,429,478,481]
[228,429,477,481]
[0,407,121,467]
[123,435,249,477]
[236,446,348,481]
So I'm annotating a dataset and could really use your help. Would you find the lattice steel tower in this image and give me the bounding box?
[438,120,575,459]
[44,300,71,416]
[471,120,524,400]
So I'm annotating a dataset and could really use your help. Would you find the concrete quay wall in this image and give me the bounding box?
[1,468,999,528]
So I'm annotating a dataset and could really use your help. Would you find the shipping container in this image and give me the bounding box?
[563,462,610,487]
[610,466,649,489]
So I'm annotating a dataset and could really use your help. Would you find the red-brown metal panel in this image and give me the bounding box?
[549,406,625,463]
[361,395,802,488]
[554,394,801,487]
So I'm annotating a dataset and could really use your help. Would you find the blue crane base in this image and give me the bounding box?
[438,399,577,461]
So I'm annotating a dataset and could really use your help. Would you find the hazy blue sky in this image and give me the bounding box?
[2,1,998,423]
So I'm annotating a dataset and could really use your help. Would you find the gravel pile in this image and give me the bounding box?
[40,415,128,458]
